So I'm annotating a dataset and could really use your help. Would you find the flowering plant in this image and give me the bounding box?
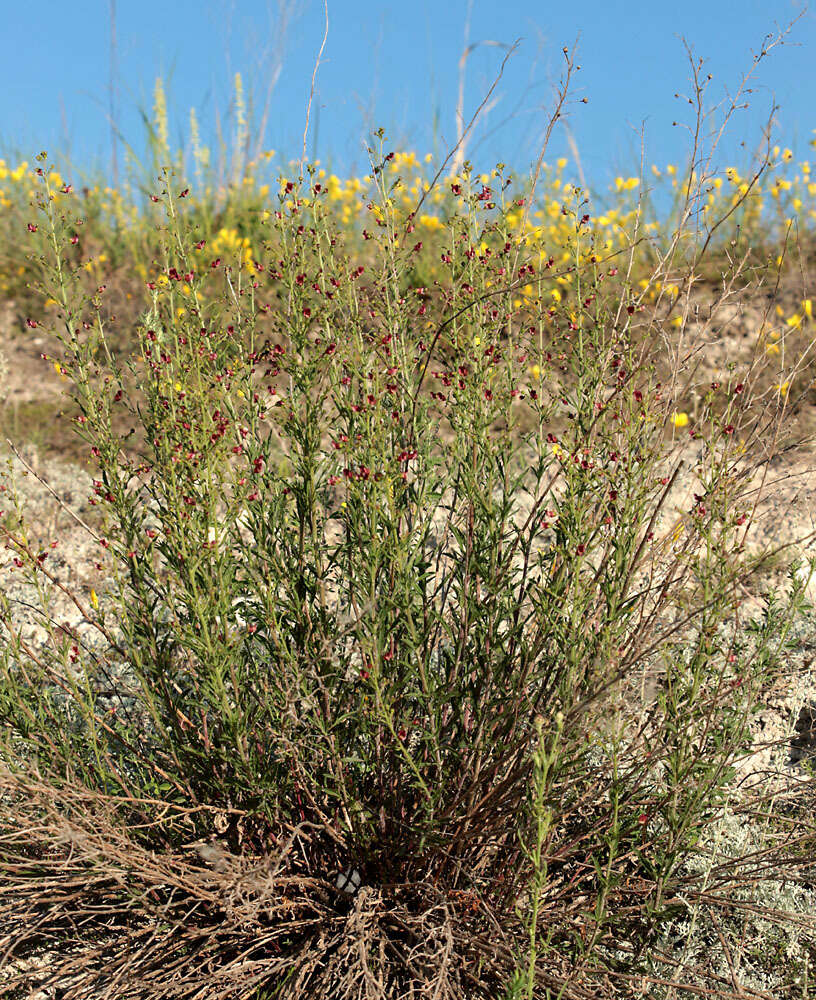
[0,46,814,999]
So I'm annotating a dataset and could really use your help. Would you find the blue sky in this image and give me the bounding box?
[3,0,814,190]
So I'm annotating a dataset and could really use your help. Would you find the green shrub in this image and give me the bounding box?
[0,103,812,998]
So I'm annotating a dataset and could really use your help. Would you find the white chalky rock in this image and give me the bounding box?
[335,867,362,895]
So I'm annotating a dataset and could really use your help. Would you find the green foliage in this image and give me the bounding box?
[0,108,812,999]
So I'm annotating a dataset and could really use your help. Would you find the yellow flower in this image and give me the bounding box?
[528,364,541,380]
[90,589,99,611]
[671,411,689,428]
[419,213,441,230]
